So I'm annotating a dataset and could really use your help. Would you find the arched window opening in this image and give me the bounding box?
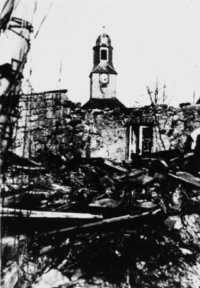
[101,49,107,60]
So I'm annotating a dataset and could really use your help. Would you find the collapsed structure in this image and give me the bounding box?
[1,29,200,288]
[11,32,200,163]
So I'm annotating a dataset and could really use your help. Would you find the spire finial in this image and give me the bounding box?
[103,25,106,34]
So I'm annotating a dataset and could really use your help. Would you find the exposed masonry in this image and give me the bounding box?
[13,90,200,163]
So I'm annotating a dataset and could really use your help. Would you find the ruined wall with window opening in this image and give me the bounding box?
[127,104,200,154]
[13,92,200,164]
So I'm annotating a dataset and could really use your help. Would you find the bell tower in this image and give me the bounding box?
[90,29,117,99]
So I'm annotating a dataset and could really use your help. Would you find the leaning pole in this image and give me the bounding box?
[0,0,37,172]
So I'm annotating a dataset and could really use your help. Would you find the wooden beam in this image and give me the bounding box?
[39,208,162,238]
[0,207,103,220]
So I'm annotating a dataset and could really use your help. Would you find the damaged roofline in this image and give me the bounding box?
[22,89,68,96]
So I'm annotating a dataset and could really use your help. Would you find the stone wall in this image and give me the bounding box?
[149,105,200,151]
[126,104,200,154]
[84,110,127,161]
[14,90,79,158]
[13,91,200,164]
[13,91,128,162]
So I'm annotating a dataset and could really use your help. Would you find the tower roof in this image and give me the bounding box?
[96,33,112,46]
[91,61,117,75]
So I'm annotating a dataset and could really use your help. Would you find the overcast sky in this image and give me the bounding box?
[21,0,200,107]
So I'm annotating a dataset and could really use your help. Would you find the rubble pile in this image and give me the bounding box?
[2,97,200,288]
[1,141,200,287]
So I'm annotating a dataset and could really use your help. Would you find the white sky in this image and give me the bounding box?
[19,0,200,106]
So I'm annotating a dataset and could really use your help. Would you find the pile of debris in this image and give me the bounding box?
[2,146,200,218]
[1,145,200,288]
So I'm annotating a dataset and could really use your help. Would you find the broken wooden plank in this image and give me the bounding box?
[40,208,162,238]
[120,169,143,180]
[127,169,143,178]
[51,184,71,192]
[11,165,45,171]
[89,198,121,208]
[103,159,128,173]
[168,171,200,188]
[0,207,103,220]
[146,149,182,160]
[133,201,158,209]
[7,150,42,167]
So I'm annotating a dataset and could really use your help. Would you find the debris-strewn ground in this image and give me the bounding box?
[1,148,200,288]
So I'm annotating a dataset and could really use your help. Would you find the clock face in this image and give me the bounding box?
[99,73,109,84]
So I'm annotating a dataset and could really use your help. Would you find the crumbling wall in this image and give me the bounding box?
[13,91,128,163]
[13,92,200,163]
[127,104,200,153]
[83,110,127,162]
[13,90,84,159]
[149,105,200,152]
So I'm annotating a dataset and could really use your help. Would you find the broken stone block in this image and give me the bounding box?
[65,125,74,132]
[71,268,83,281]
[164,216,183,230]
[99,175,115,190]
[1,262,20,288]
[179,248,193,255]
[32,269,70,288]
[136,175,154,186]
